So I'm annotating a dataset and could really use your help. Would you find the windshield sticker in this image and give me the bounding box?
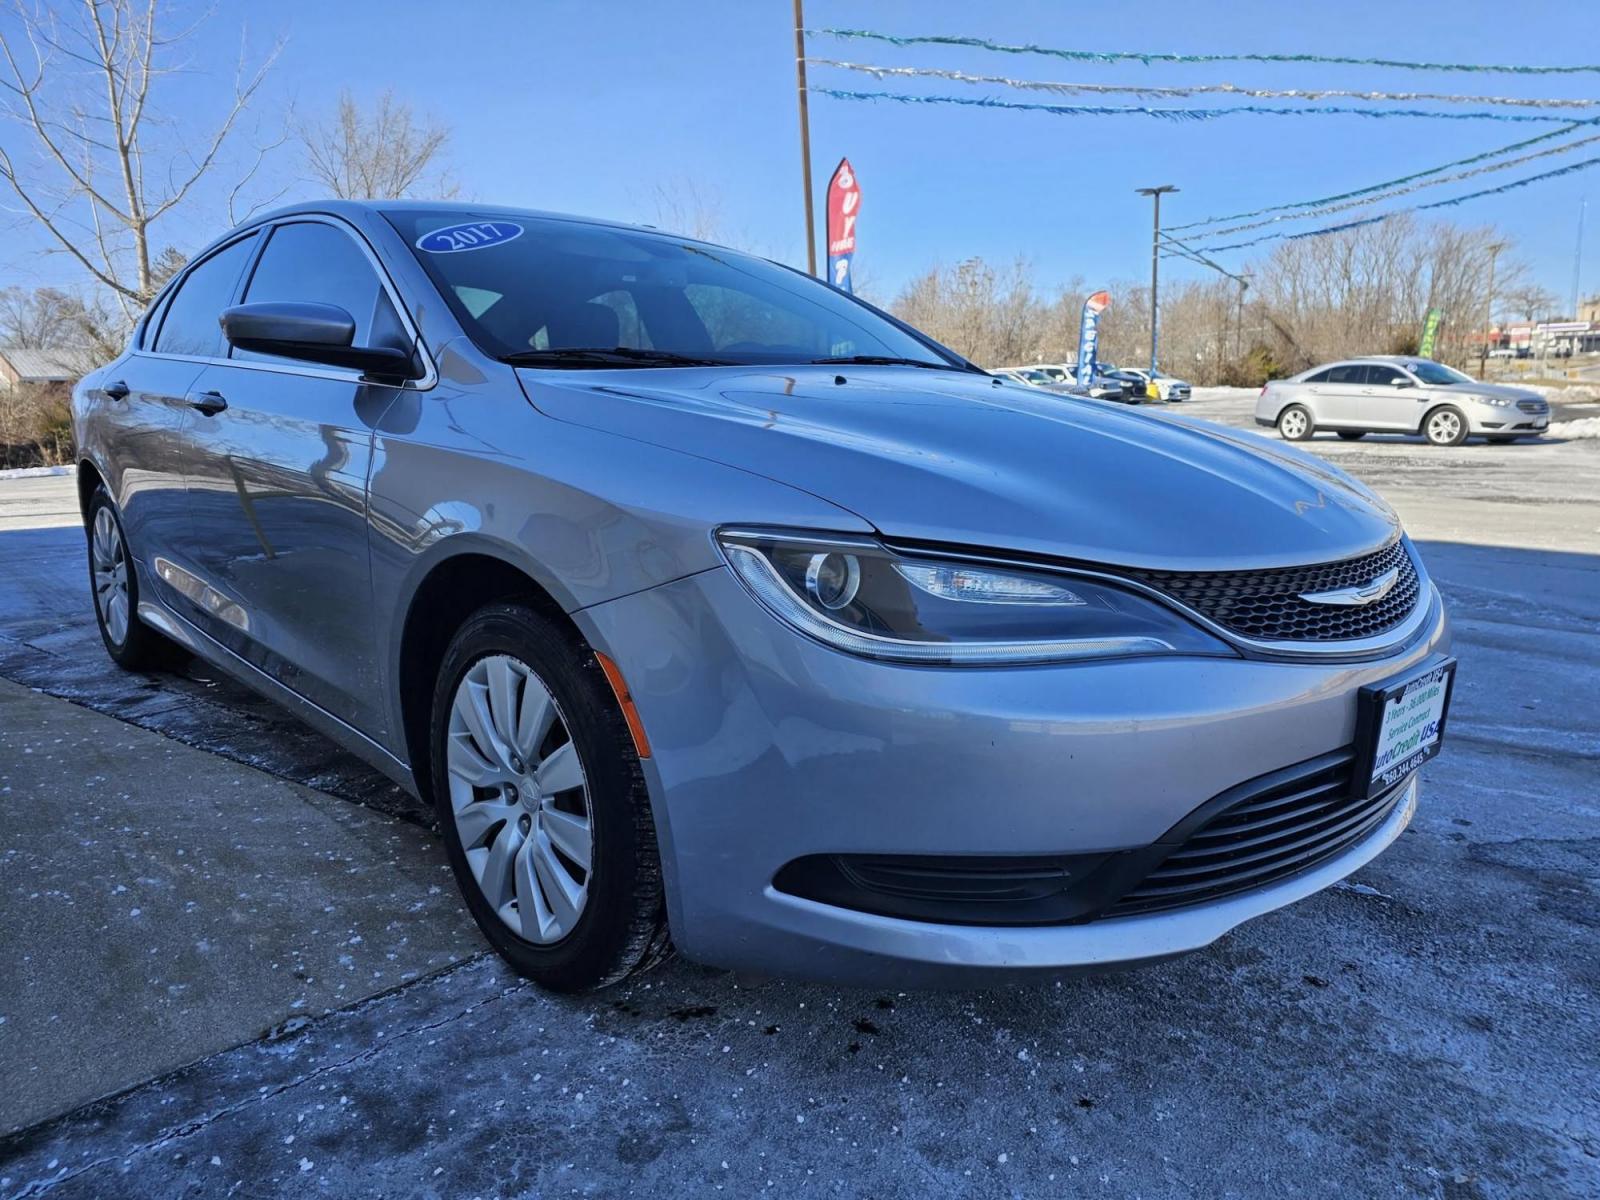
[417,221,523,254]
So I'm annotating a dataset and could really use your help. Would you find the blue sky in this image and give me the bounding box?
[2,0,1594,307]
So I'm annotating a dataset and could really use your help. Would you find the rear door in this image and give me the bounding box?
[176,218,416,737]
[108,232,260,593]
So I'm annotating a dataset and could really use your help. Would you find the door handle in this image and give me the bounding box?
[186,390,228,416]
[103,379,130,400]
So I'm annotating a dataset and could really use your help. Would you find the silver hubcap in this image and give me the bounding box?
[91,507,130,646]
[1281,410,1307,438]
[446,654,592,943]
[1428,412,1461,443]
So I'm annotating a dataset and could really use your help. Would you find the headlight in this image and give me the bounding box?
[718,530,1233,665]
[1476,395,1512,407]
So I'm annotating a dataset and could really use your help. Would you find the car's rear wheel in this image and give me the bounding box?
[86,486,181,671]
[1336,430,1367,441]
[1423,406,1469,447]
[1277,404,1314,441]
[429,603,668,992]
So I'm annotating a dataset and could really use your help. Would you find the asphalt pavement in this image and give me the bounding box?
[0,395,1596,1199]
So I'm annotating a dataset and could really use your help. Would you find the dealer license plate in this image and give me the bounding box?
[1353,659,1456,798]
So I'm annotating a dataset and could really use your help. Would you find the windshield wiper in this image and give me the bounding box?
[810,354,978,373]
[503,347,733,368]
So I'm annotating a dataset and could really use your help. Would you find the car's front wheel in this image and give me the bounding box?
[429,603,669,992]
[1277,404,1314,441]
[1423,406,1469,447]
[86,486,181,670]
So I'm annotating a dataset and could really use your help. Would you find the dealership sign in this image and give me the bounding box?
[1076,291,1111,385]
[826,158,860,293]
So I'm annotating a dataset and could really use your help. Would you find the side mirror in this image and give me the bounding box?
[220,301,419,379]
[1391,377,1414,388]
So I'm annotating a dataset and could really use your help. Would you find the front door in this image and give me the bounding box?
[177,219,410,737]
[1358,364,1427,431]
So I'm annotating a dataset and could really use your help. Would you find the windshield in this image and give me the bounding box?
[1405,360,1473,385]
[387,210,960,370]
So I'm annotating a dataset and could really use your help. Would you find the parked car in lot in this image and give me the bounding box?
[1257,356,1550,445]
[996,364,1133,402]
[1110,366,1192,402]
[74,201,1454,991]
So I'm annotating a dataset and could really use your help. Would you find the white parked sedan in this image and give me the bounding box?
[1256,356,1550,446]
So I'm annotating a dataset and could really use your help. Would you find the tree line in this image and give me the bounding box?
[886,214,1564,386]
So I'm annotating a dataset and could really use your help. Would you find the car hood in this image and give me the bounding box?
[518,365,1399,571]
[1448,382,1544,403]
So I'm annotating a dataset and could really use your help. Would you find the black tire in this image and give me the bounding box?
[1422,405,1469,447]
[428,603,669,992]
[1336,430,1367,441]
[85,486,182,671]
[1277,404,1315,441]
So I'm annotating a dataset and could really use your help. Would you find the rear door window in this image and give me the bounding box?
[152,234,258,358]
[1324,364,1367,385]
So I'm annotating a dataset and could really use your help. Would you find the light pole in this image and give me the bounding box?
[1479,240,1508,380]
[1137,185,1178,373]
[792,0,817,276]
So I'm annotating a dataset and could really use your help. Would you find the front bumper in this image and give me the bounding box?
[1467,403,1549,434]
[576,567,1450,986]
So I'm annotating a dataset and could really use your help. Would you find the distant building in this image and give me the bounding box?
[0,346,90,390]
[1581,296,1600,324]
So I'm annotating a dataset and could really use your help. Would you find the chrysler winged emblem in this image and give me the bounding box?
[1299,567,1400,608]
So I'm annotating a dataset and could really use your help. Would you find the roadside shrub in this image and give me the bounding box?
[1216,344,1288,388]
[0,382,75,469]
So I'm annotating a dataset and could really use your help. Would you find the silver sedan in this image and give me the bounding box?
[74,202,1454,991]
[1256,356,1550,445]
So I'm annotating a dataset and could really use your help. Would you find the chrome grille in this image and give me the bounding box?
[1121,538,1420,642]
[1110,751,1404,917]
[1516,399,1547,414]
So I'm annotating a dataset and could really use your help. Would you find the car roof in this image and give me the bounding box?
[231,198,723,249]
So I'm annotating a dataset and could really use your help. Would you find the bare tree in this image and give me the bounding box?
[893,257,1048,366]
[0,284,121,363]
[1497,282,1562,322]
[301,90,455,200]
[0,284,78,347]
[0,0,282,315]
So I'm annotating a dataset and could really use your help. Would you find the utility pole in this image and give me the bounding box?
[1137,185,1178,373]
[1479,240,1508,380]
[1235,271,1251,363]
[792,0,817,275]
[1573,197,1588,320]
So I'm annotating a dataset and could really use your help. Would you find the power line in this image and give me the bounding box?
[810,88,1581,125]
[813,29,1600,76]
[1169,120,1598,231]
[1186,154,1600,255]
[1184,130,1600,240]
[809,60,1600,110]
